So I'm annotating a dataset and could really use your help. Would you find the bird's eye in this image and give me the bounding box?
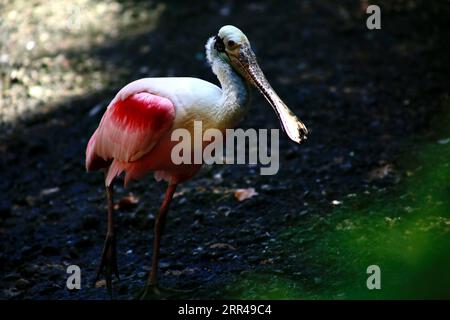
[228,40,235,47]
[214,36,225,52]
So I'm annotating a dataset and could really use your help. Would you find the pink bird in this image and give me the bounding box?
[86,25,307,297]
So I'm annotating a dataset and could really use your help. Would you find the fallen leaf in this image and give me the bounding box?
[25,196,36,206]
[368,164,395,181]
[234,188,258,201]
[165,270,182,276]
[384,216,400,228]
[334,157,344,164]
[95,280,106,288]
[165,267,197,276]
[114,194,139,210]
[209,243,236,250]
[260,258,274,265]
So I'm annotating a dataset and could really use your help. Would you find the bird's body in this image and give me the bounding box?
[86,75,249,186]
[85,25,307,298]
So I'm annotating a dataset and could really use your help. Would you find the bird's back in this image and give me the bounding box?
[116,77,223,112]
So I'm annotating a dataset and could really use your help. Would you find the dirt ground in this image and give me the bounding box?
[0,0,449,299]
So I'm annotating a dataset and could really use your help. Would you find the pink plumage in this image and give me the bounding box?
[86,91,178,186]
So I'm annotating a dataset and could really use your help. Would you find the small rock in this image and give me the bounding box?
[40,187,60,196]
[217,206,231,217]
[28,85,44,98]
[15,278,31,290]
[299,209,309,216]
[191,220,202,231]
[193,209,204,221]
[21,244,41,256]
[25,40,35,51]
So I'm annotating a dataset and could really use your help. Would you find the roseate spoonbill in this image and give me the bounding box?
[85,25,307,297]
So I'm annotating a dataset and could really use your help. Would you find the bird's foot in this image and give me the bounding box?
[136,283,194,300]
[94,233,120,297]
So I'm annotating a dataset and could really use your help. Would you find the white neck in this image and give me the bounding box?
[217,61,248,106]
[212,58,249,125]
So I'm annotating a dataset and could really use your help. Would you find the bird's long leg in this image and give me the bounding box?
[94,181,119,296]
[149,183,177,285]
[137,183,177,299]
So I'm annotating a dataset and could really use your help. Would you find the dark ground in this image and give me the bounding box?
[0,0,449,299]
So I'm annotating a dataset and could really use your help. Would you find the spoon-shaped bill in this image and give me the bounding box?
[230,44,308,144]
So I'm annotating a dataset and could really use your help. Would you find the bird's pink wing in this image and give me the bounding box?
[86,92,175,172]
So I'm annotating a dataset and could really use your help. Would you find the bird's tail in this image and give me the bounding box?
[105,160,124,187]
